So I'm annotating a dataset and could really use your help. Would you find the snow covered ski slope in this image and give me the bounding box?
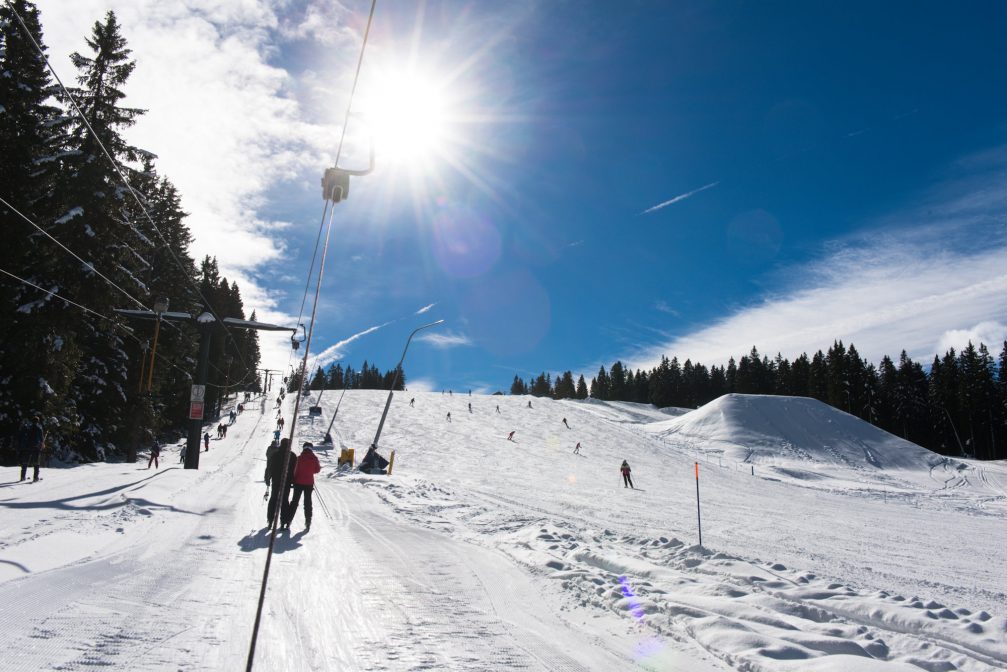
[0,391,1004,671]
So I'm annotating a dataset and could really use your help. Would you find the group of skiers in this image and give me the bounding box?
[264,438,320,531]
[431,397,638,490]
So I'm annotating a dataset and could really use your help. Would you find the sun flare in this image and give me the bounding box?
[360,66,456,166]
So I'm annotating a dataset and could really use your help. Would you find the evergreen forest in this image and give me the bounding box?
[0,4,261,460]
[514,340,1007,461]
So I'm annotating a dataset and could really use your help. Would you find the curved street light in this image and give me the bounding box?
[371,319,444,449]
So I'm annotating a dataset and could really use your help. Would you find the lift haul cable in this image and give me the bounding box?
[245,1,379,670]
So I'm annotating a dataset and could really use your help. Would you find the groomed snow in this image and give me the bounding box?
[0,391,1004,671]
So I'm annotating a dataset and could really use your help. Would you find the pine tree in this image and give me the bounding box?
[575,374,588,399]
[554,371,576,399]
[0,0,79,440]
[54,11,151,455]
[591,366,609,400]
[510,375,526,395]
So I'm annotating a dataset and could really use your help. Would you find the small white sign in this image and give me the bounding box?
[190,384,206,402]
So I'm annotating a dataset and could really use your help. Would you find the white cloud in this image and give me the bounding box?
[625,147,1007,370]
[35,0,363,370]
[416,330,473,349]
[415,302,436,315]
[936,322,1007,356]
[404,377,437,393]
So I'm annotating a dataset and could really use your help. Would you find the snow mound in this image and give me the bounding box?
[651,394,948,475]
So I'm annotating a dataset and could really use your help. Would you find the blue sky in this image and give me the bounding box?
[37,0,1007,392]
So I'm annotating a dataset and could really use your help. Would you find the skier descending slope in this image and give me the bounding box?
[283,442,320,532]
[620,460,634,489]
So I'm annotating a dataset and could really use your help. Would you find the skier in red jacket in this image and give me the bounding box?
[282,442,321,531]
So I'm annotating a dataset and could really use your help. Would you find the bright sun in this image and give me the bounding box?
[360,67,455,166]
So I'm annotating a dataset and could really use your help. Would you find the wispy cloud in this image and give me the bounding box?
[641,181,720,215]
[567,239,585,248]
[654,300,679,316]
[417,330,473,349]
[625,145,1007,370]
[312,321,394,369]
[415,303,436,315]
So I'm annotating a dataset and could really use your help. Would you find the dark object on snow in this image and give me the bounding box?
[265,439,295,525]
[359,444,389,475]
[17,417,44,482]
[308,406,323,416]
[620,460,634,489]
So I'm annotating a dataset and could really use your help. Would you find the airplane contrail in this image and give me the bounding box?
[641,181,720,215]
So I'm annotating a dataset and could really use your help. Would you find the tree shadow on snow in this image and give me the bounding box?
[237,527,304,554]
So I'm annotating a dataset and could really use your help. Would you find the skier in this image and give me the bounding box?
[216,424,223,439]
[260,399,266,413]
[179,444,186,464]
[146,440,161,469]
[496,405,500,414]
[574,442,581,454]
[468,402,473,413]
[276,417,285,431]
[562,417,570,429]
[409,398,415,407]
[16,416,44,482]
[507,431,515,442]
[203,432,210,452]
[221,423,228,438]
[265,438,295,527]
[446,411,452,422]
[273,429,281,443]
[620,460,634,489]
[282,442,321,531]
[229,409,237,424]
[527,400,533,409]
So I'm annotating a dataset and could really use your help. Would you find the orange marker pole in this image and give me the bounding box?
[695,462,703,548]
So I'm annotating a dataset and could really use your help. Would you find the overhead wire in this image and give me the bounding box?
[0,192,251,390]
[0,265,201,385]
[245,1,378,669]
[6,3,258,378]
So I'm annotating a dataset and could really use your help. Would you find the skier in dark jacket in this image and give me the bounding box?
[265,438,295,527]
[17,416,44,482]
[620,460,634,489]
[146,440,161,469]
[282,442,321,531]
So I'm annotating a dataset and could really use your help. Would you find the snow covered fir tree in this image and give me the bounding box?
[0,5,260,461]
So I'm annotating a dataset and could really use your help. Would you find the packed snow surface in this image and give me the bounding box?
[0,391,1004,671]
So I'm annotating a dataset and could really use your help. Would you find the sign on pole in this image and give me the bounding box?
[189,401,204,420]
[190,384,206,402]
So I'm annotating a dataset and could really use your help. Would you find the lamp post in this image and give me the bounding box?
[371,319,444,449]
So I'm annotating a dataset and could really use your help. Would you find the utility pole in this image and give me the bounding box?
[116,308,295,469]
